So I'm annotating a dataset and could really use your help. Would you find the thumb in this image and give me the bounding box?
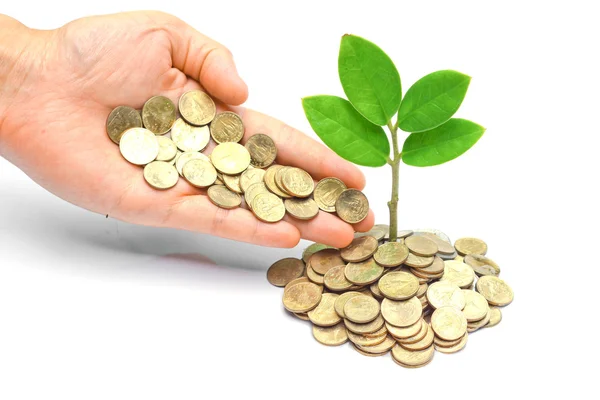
[165,17,248,105]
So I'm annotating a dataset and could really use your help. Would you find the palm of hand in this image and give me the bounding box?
[2,12,373,248]
[15,14,202,219]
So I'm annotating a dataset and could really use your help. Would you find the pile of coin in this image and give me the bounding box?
[106,91,369,224]
[267,228,513,368]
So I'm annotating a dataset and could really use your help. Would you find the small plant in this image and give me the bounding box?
[302,35,485,241]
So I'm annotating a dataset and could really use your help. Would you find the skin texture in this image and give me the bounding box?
[0,11,374,248]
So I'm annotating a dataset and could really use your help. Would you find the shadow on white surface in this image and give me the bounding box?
[1,171,298,289]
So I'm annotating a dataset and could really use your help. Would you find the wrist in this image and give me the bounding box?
[0,16,46,149]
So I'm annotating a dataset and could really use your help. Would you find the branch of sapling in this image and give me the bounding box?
[303,34,484,242]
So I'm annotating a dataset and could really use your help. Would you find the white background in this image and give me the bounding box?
[1,0,598,398]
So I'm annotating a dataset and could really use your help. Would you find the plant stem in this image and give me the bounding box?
[387,121,401,242]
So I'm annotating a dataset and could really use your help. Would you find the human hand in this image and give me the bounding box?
[0,11,374,248]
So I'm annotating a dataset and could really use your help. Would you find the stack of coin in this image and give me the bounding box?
[267,227,514,368]
[106,91,369,224]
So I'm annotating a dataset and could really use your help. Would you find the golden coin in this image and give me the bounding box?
[392,357,433,369]
[207,185,242,209]
[252,192,286,223]
[381,297,422,327]
[314,177,347,212]
[373,242,410,267]
[405,235,438,257]
[244,182,269,210]
[284,198,319,220]
[356,335,396,354]
[404,253,434,269]
[385,319,422,339]
[142,95,176,135]
[467,308,491,332]
[281,167,314,198]
[294,312,310,321]
[175,151,209,176]
[353,346,389,357]
[361,325,388,339]
[416,283,428,298]
[179,90,216,126]
[416,255,445,275]
[210,111,244,143]
[324,265,353,291]
[369,282,384,299]
[274,166,293,195]
[240,168,266,193]
[431,306,468,341]
[264,165,292,199]
[412,231,454,254]
[476,276,514,306]
[302,243,334,264]
[464,254,501,277]
[486,307,502,328]
[344,259,384,285]
[143,161,179,190]
[378,271,419,300]
[282,281,322,313]
[391,343,435,367]
[400,323,434,351]
[433,333,464,348]
[415,276,430,285]
[397,319,428,344]
[355,224,388,241]
[434,332,468,354]
[106,106,143,144]
[169,150,182,165]
[344,314,385,334]
[410,267,442,280]
[155,136,178,162]
[210,142,251,175]
[306,265,324,285]
[335,189,369,224]
[308,293,341,327]
[343,295,380,324]
[245,133,277,168]
[267,258,305,287]
[334,291,364,318]
[312,322,348,346]
[462,290,489,322]
[455,237,488,256]
[347,329,387,347]
[341,236,379,263]
[170,118,210,152]
[309,249,344,275]
[284,277,310,292]
[441,260,475,288]
[119,128,159,165]
[222,173,243,194]
[182,159,217,188]
[426,281,466,310]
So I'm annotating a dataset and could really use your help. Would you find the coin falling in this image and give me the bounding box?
[107,91,370,225]
[269,231,513,368]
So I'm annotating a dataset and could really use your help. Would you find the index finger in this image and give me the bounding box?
[234,108,367,190]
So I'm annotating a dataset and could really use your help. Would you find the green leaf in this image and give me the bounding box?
[397,70,471,133]
[338,35,401,126]
[402,118,485,167]
[302,95,390,167]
